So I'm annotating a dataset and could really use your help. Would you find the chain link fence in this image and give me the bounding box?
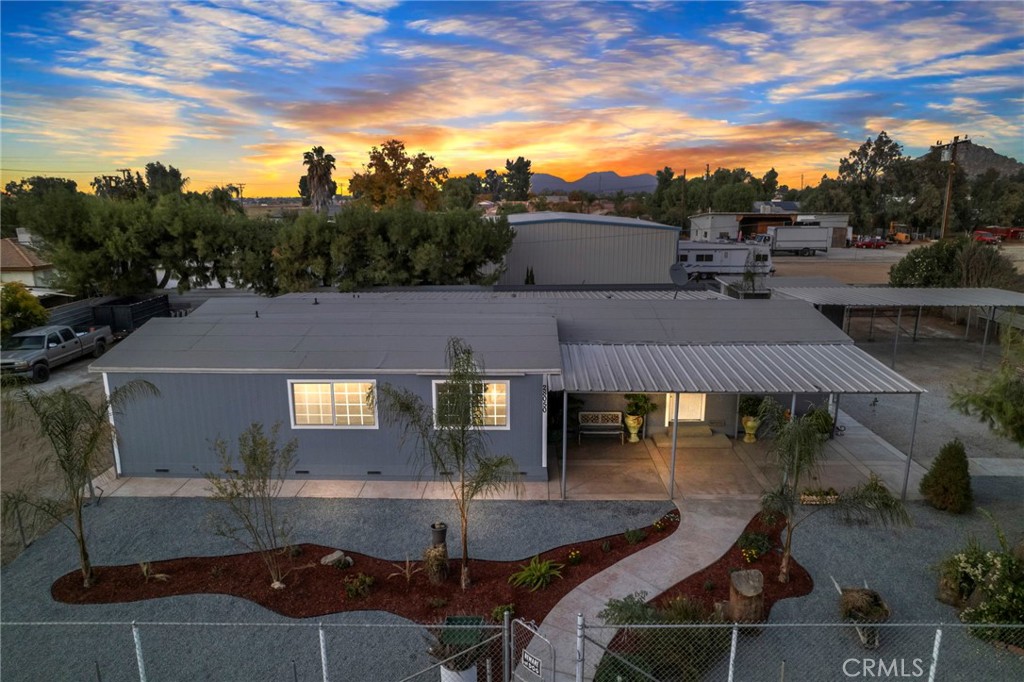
[581,621,1024,682]
[1,619,1021,681]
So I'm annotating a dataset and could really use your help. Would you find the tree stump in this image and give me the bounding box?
[729,569,764,622]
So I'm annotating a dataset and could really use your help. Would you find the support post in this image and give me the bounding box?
[576,613,585,682]
[503,609,512,682]
[980,306,994,367]
[891,307,902,369]
[131,622,147,682]
[560,391,568,500]
[319,623,329,682]
[913,306,922,341]
[830,393,839,438]
[868,307,876,341]
[901,393,921,502]
[727,624,739,682]
[668,392,680,500]
[928,626,943,682]
[964,307,971,339]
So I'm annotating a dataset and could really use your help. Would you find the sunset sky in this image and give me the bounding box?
[1,1,1022,197]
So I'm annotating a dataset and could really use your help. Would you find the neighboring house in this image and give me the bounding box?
[501,211,680,286]
[91,292,921,485]
[0,238,54,288]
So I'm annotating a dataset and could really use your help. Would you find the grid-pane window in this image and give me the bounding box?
[433,381,509,429]
[333,382,376,426]
[291,381,376,428]
[293,383,334,425]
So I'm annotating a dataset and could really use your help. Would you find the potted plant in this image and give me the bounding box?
[738,395,763,443]
[623,394,657,443]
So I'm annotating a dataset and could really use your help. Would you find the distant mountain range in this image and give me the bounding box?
[531,171,657,195]
[533,144,1022,196]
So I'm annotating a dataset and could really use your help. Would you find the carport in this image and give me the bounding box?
[553,342,925,502]
[773,287,1024,368]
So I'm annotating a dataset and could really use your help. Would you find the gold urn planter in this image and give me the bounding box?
[741,416,761,443]
[624,414,644,443]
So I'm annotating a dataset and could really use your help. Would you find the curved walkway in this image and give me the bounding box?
[536,496,760,681]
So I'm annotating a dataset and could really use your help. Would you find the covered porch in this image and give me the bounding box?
[553,410,929,501]
[550,342,926,501]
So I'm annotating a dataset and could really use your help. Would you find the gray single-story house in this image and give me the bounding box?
[91,292,923,492]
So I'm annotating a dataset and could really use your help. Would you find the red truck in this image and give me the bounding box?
[972,230,1001,244]
[982,226,1024,241]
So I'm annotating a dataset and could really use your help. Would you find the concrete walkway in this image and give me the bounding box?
[535,496,760,681]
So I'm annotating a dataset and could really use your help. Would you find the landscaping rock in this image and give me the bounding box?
[321,550,352,567]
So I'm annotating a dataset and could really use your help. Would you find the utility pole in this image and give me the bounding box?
[938,136,969,239]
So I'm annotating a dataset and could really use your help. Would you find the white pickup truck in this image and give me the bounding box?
[0,324,114,383]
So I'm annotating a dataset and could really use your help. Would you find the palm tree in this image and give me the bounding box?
[1,380,159,587]
[373,337,521,589]
[303,146,337,214]
[757,398,910,583]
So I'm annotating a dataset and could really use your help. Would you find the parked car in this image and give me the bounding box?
[0,324,113,383]
[972,230,1001,244]
[854,237,887,249]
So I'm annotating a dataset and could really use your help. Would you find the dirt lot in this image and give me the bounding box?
[1,359,109,565]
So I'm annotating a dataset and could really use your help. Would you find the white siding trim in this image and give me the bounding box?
[102,372,121,475]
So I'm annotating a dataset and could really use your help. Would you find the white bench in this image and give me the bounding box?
[578,411,624,445]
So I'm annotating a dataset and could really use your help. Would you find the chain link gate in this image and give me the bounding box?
[510,619,555,682]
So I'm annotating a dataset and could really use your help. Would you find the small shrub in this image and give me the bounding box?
[491,603,515,622]
[601,540,612,553]
[624,528,647,545]
[139,562,170,583]
[423,545,449,585]
[703,579,716,592]
[660,595,709,623]
[288,545,303,558]
[737,531,772,563]
[567,548,582,565]
[343,572,374,598]
[387,555,423,585]
[919,438,973,513]
[427,597,448,609]
[839,589,890,623]
[598,591,657,624]
[509,555,563,592]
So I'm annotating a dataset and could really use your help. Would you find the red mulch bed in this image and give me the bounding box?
[52,513,812,625]
[650,514,813,615]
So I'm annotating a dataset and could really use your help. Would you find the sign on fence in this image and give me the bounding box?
[521,650,541,676]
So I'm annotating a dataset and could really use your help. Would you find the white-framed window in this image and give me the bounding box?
[696,254,713,262]
[432,380,510,430]
[664,393,706,425]
[289,380,377,429]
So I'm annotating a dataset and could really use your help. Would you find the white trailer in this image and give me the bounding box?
[752,225,832,256]
[671,241,774,282]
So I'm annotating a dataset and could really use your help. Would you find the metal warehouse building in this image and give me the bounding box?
[500,212,680,285]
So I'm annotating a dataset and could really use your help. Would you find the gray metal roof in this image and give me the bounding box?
[774,287,1024,308]
[325,289,726,301]
[91,312,562,375]
[507,211,680,232]
[187,295,849,346]
[715,276,847,289]
[555,343,924,394]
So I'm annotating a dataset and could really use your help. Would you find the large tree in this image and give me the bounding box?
[1,380,158,587]
[503,156,533,201]
[302,146,337,214]
[1,282,49,338]
[272,211,337,291]
[837,131,905,233]
[348,139,449,210]
[373,337,521,589]
[331,206,514,291]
